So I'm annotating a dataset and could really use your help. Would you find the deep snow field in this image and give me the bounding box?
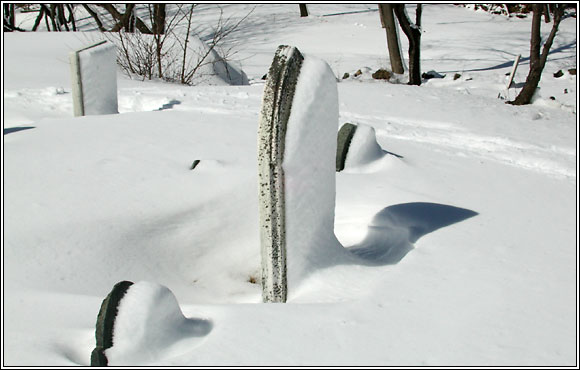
[2,4,578,366]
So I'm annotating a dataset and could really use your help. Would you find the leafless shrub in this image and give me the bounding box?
[102,5,252,85]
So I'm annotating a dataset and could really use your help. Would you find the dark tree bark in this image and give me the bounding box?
[4,4,25,31]
[378,4,404,74]
[82,4,106,32]
[153,4,166,34]
[9,3,15,25]
[57,5,69,31]
[32,5,46,31]
[100,4,152,34]
[48,5,59,31]
[108,4,135,32]
[299,4,308,17]
[508,4,564,105]
[66,4,76,31]
[393,4,422,85]
[544,4,551,23]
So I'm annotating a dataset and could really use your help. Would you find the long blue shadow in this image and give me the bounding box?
[347,202,478,265]
[4,126,35,135]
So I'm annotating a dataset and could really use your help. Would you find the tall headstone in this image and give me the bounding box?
[70,41,118,117]
[258,46,303,303]
[258,45,341,303]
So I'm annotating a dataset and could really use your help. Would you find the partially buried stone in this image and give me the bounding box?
[190,160,201,170]
[554,70,564,78]
[568,68,576,75]
[336,123,357,172]
[257,45,304,303]
[372,69,391,80]
[90,280,134,366]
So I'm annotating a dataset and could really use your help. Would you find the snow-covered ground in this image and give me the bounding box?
[2,4,578,366]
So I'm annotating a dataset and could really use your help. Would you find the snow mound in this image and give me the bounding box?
[283,55,347,291]
[105,281,212,365]
[344,123,386,169]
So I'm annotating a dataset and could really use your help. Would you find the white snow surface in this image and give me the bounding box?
[2,4,578,367]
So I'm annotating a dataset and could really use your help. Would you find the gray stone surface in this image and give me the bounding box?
[336,123,357,172]
[257,45,304,303]
[90,280,134,366]
[70,41,118,117]
[190,160,201,170]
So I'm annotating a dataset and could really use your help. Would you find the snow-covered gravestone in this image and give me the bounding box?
[258,45,342,303]
[336,122,385,171]
[91,280,134,366]
[70,41,118,117]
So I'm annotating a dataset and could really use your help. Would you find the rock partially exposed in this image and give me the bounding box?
[372,69,391,80]
[336,123,357,172]
[90,280,134,366]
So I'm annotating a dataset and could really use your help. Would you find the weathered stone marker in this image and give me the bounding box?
[336,123,357,172]
[506,54,521,89]
[258,45,304,303]
[70,41,118,117]
[90,280,134,366]
[258,45,341,303]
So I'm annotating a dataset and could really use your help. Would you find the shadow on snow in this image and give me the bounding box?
[346,202,478,265]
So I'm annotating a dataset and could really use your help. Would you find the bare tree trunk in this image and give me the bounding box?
[153,4,166,34]
[378,4,404,74]
[393,4,422,85]
[32,6,46,31]
[101,4,152,34]
[108,4,135,32]
[57,5,69,31]
[509,4,563,105]
[3,4,24,31]
[66,4,76,31]
[48,5,59,31]
[543,4,551,23]
[82,4,106,32]
[299,4,308,17]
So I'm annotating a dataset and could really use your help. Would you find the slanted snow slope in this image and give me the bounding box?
[2,4,577,367]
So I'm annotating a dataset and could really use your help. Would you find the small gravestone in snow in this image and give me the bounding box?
[336,122,386,171]
[70,41,118,117]
[336,123,357,172]
[258,45,341,303]
[91,280,134,366]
